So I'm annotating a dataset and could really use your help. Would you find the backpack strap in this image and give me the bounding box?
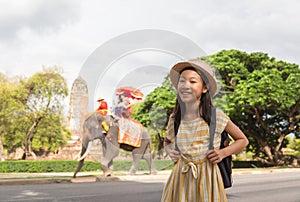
[209,107,217,150]
[174,119,180,151]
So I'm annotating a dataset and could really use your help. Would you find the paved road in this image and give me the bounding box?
[0,171,300,202]
[226,172,300,202]
[0,181,164,202]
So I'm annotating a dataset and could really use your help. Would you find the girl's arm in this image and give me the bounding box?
[164,139,181,163]
[207,119,249,164]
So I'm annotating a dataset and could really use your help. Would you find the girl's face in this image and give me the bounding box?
[177,69,208,104]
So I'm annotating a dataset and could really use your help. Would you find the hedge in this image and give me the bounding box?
[0,160,263,173]
[0,160,174,173]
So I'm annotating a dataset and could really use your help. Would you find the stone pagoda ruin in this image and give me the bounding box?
[67,76,89,140]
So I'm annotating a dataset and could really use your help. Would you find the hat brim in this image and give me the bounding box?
[169,59,217,97]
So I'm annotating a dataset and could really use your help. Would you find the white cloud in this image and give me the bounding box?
[0,0,81,41]
[0,0,299,111]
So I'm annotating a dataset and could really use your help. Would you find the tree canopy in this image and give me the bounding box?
[0,67,71,160]
[205,50,300,165]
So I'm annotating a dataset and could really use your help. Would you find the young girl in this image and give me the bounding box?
[161,59,248,202]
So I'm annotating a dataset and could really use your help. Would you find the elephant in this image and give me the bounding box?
[73,112,157,178]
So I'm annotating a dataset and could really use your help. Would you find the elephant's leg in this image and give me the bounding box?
[73,159,84,178]
[129,153,143,175]
[142,141,157,174]
[143,152,157,175]
[101,164,110,177]
[108,160,113,172]
[138,140,157,175]
[101,138,119,177]
[73,143,88,178]
[101,160,114,177]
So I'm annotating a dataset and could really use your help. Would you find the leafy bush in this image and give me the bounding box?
[0,160,174,173]
[0,160,100,173]
[0,159,265,173]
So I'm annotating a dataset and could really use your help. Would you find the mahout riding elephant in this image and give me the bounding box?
[73,112,157,178]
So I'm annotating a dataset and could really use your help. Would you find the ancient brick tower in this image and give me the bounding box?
[67,76,89,140]
[64,76,102,161]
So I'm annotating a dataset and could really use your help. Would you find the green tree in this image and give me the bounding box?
[31,114,71,154]
[204,50,300,166]
[21,67,69,159]
[131,77,176,158]
[0,74,26,160]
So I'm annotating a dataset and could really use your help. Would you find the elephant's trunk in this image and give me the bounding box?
[78,141,92,161]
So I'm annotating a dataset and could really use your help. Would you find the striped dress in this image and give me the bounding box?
[161,109,229,202]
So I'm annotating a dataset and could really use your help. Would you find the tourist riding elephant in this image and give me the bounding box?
[73,112,157,178]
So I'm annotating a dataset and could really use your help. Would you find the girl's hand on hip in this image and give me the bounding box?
[207,149,223,164]
[169,150,181,163]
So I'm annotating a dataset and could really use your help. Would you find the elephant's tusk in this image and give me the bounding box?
[73,150,81,160]
[78,141,92,161]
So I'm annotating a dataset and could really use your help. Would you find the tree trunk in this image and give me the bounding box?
[263,145,274,162]
[275,134,285,152]
[247,130,275,165]
[23,121,38,160]
[272,133,286,165]
[156,132,164,160]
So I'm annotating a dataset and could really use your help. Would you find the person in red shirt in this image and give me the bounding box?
[96,97,108,115]
[95,97,109,134]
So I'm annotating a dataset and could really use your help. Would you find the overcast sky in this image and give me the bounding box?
[1,0,299,111]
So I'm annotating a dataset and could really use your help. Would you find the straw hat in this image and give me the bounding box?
[169,59,218,97]
[97,97,104,102]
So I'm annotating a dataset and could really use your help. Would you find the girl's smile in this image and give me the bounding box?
[177,69,208,103]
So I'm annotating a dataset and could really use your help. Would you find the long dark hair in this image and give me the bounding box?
[171,67,213,126]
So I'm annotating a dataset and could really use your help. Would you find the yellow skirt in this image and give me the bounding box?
[161,157,227,202]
